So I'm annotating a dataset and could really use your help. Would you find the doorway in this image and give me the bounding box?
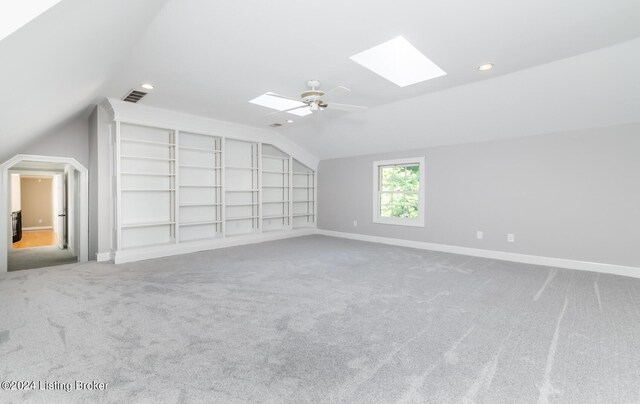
[8,171,76,271]
[1,155,88,272]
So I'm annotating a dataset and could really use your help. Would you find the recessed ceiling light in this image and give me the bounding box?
[141,83,155,90]
[249,92,312,117]
[286,119,294,123]
[0,0,62,42]
[350,36,446,87]
[477,63,494,71]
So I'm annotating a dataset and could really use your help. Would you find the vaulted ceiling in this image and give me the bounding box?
[2,0,640,161]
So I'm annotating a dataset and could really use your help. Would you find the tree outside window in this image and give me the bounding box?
[373,157,425,227]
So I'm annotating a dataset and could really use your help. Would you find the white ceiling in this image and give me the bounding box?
[0,0,169,162]
[2,0,640,161]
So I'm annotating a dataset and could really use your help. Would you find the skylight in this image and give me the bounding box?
[350,36,446,87]
[0,0,62,42]
[249,93,312,117]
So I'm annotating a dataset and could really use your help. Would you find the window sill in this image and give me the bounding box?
[373,217,424,227]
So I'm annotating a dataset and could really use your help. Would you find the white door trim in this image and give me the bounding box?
[1,154,89,272]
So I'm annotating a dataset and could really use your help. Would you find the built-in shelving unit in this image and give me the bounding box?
[225,139,260,237]
[178,132,223,243]
[118,123,176,250]
[292,159,316,229]
[114,120,317,262]
[261,144,291,233]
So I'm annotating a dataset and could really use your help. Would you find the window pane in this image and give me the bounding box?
[379,164,419,192]
[402,165,420,192]
[379,192,394,217]
[380,192,419,218]
[380,166,395,191]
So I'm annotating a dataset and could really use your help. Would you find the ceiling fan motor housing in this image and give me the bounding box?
[301,90,324,103]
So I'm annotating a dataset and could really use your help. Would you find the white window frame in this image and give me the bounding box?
[372,157,425,227]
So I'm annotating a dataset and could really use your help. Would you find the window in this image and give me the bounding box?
[373,157,425,227]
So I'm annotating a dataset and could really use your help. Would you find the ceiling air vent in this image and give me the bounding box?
[269,123,283,128]
[122,89,148,103]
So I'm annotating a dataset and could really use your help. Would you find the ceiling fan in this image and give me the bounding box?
[265,80,367,116]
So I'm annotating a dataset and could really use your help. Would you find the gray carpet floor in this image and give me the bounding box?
[8,246,77,272]
[0,235,639,403]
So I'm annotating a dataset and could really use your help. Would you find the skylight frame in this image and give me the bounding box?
[350,36,446,87]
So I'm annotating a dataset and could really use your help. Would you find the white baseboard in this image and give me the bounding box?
[23,226,53,231]
[96,251,114,262]
[114,229,316,264]
[316,229,640,279]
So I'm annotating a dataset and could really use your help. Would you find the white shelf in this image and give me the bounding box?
[180,220,223,226]
[121,155,175,162]
[226,215,259,221]
[263,215,289,219]
[121,138,174,147]
[179,146,222,153]
[122,221,176,229]
[179,165,222,170]
[226,165,258,170]
[115,131,317,255]
[122,188,176,192]
[121,172,175,177]
[262,154,290,160]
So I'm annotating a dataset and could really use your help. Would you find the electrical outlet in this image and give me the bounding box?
[353,220,358,227]
[507,233,515,243]
[476,231,483,240]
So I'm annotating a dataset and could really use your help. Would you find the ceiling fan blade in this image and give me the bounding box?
[265,93,303,102]
[265,105,308,116]
[326,102,368,112]
[322,86,351,101]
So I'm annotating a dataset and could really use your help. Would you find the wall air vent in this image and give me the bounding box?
[122,89,148,103]
[269,123,283,128]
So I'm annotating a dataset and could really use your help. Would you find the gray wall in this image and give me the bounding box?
[318,123,640,267]
[19,113,90,168]
[8,109,109,260]
[88,104,113,260]
[88,109,99,259]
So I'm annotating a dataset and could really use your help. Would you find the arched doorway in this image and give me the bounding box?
[0,155,88,272]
